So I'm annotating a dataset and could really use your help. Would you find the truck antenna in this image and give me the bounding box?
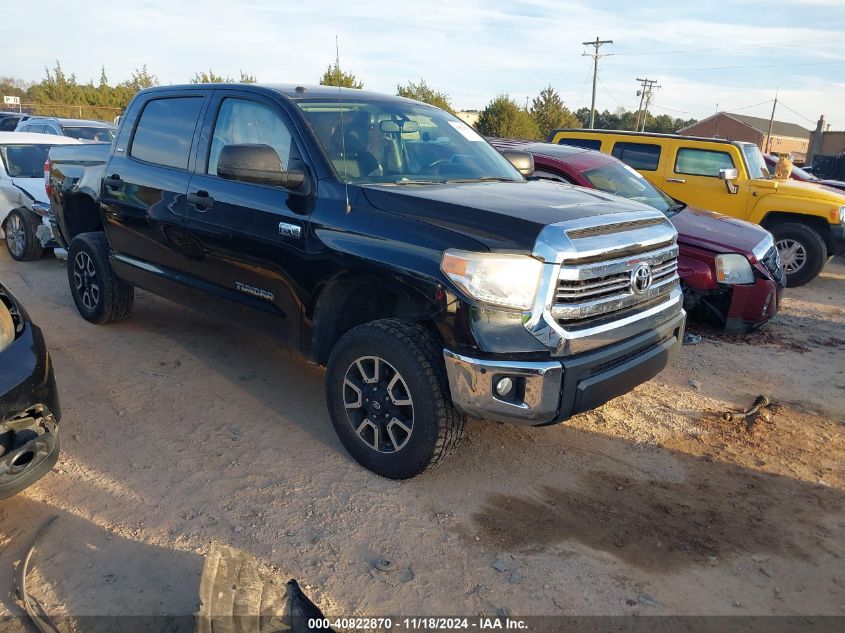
[336,35,351,214]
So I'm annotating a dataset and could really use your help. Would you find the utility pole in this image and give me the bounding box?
[634,78,659,132]
[582,37,613,129]
[765,89,778,153]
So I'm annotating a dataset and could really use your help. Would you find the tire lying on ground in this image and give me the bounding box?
[325,319,465,479]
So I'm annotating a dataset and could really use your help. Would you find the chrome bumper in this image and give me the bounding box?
[443,350,562,425]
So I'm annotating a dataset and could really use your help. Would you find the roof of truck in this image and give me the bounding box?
[0,131,82,144]
[148,83,426,104]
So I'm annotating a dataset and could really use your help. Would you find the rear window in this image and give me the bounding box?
[557,138,601,151]
[0,144,51,178]
[675,148,735,177]
[131,97,204,169]
[611,142,661,171]
[62,126,115,143]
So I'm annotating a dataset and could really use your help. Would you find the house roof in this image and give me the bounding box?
[678,112,811,140]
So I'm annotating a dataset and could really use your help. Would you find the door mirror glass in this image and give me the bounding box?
[501,150,534,177]
[217,144,305,189]
[719,167,739,194]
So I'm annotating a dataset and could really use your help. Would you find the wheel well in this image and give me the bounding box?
[309,278,437,365]
[63,195,103,241]
[761,212,832,247]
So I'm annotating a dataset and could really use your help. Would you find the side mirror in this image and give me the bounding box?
[501,150,534,177]
[217,144,307,191]
[719,167,739,194]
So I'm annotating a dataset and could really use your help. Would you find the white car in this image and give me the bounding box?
[0,132,81,261]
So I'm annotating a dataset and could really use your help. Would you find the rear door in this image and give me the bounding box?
[181,89,313,347]
[661,144,749,216]
[100,91,210,272]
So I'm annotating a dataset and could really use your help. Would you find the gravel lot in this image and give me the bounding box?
[1,248,843,622]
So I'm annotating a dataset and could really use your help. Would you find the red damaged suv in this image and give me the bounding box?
[491,139,785,333]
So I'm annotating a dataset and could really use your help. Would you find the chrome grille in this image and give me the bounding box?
[761,246,786,288]
[553,246,679,323]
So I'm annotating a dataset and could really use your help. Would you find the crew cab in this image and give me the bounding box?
[549,129,845,287]
[491,140,784,333]
[48,84,685,479]
[1,282,61,499]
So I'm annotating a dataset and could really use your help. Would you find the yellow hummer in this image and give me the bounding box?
[548,129,845,286]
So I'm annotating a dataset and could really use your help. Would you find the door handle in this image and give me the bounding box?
[665,177,686,183]
[187,190,214,210]
[103,174,124,190]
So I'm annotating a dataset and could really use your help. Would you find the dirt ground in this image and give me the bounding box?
[1,248,843,623]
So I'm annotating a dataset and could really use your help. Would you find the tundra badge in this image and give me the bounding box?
[279,222,302,238]
[234,282,274,301]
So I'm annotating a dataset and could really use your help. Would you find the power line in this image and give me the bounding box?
[605,59,845,73]
[777,101,818,126]
[722,98,774,113]
[612,35,841,57]
[597,76,632,110]
[582,36,613,129]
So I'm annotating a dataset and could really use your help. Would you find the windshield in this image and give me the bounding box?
[581,161,677,214]
[0,144,50,178]
[740,143,771,179]
[295,98,521,184]
[62,126,115,143]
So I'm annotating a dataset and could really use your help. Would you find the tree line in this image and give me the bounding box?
[2,61,696,137]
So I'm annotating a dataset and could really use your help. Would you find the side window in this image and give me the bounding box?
[533,169,574,184]
[557,138,602,151]
[45,126,60,135]
[130,97,204,169]
[0,118,19,131]
[208,98,293,177]
[611,142,661,171]
[675,148,735,177]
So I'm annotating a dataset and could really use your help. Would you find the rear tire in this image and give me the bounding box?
[4,208,44,261]
[67,232,134,324]
[325,319,465,479]
[771,222,827,287]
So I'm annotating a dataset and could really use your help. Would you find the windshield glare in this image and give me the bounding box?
[581,162,675,214]
[295,99,521,184]
[741,144,771,180]
[62,126,115,142]
[0,144,51,178]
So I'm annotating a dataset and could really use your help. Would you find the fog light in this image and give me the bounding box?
[495,377,514,396]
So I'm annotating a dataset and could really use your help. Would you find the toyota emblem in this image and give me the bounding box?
[630,263,653,294]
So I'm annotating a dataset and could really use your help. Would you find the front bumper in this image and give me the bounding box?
[724,277,782,334]
[0,288,61,499]
[444,310,685,425]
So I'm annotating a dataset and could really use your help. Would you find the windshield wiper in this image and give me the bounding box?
[393,178,447,185]
[445,177,520,183]
[665,202,686,216]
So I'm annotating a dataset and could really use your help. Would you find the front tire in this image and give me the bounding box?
[771,222,827,287]
[4,208,44,261]
[325,319,465,479]
[67,232,134,324]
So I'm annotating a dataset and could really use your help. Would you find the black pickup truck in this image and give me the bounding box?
[47,84,685,478]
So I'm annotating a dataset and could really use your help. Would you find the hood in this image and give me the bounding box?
[361,179,656,251]
[671,205,769,257]
[756,177,845,204]
[818,179,845,193]
[6,177,48,205]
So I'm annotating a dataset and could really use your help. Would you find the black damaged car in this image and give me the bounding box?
[0,283,60,499]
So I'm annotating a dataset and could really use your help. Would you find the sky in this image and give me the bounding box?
[3,0,844,130]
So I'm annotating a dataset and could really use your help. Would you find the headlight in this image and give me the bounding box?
[751,233,775,262]
[839,206,845,225]
[715,253,755,285]
[0,302,14,354]
[441,249,543,310]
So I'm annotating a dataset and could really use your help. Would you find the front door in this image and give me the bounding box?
[661,145,749,217]
[182,91,312,347]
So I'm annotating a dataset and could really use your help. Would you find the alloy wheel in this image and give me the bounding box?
[775,238,807,274]
[343,356,414,454]
[5,214,25,258]
[73,251,100,310]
